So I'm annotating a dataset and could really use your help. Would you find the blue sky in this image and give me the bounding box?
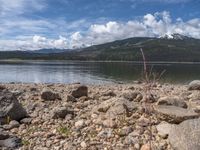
[0,0,200,50]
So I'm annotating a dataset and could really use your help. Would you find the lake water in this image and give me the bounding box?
[0,60,200,84]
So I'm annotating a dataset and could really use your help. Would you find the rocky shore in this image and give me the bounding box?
[1,81,200,150]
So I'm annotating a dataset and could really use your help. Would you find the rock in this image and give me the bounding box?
[154,105,199,124]
[41,88,60,101]
[141,144,151,150]
[95,98,116,113]
[0,85,6,91]
[137,116,150,127]
[118,126,133,136]
[157,96,187,108]
[156,122,171,139]
[97,129,112,138]
[106,98,138,119]
[52,107,70,119]
[102,90,116,97]
[157,119,200,150]
[75,120,85,129]
[0,90,27,124]
[122,91,143,102]
[0,137,21,148]
[0,132,10,140]
[3,120,20,130]
[71,85,88,98]
[188,80,200,90]
[66,94,76,102]
[20,118,32,124]
[164,118,200,150]
[102,119,117,128]
[80,141,87,148]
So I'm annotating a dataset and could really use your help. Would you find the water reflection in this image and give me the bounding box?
[0,61,200,84]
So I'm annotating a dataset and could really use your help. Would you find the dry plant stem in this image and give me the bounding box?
[140,48,153,150]
[140,48,148,82]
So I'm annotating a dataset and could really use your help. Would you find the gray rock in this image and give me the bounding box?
[95,98,116,113]
[75,120,85,129]
[169,118,200,150]
[67,94,76,102]
[156,122,171,139]
[71,85,88,98]
[157,96,187,108]
[118,126,133,136]
[159,118,200,150]
[0,91,27,124]
[3,120,20,130]
[102,90,116,97]
[122,91,143,102]
[0,85,6,91]
[0,137,21,148]
[188,80,200,90]
[154,105,199,123]
[51,107,71,119]
[0,132,10,140]
[106,98,138,119]
[20,118,32,124]
[41,88,60,101]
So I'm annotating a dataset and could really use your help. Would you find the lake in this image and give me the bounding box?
[0,60,200,84]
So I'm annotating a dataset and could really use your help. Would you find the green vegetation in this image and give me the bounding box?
[57,125,71,137]
[1,36,200,61]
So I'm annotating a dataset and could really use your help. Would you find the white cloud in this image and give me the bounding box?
[67,11,200,48]
[0,11,200,50]
[0,0,46,16]
[0,36,68,51]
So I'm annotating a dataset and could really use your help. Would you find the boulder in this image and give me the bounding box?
[71,85,88,98]
[93,98,138,119]
[41,88,60,101]
[157,118,200,150]
[188,80,200,90]
[154,105,199,124]
[0,91,27,124]
[157,96,187,108]
[106,98,138,119]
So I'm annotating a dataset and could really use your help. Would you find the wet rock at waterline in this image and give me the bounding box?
[188,80,200,90]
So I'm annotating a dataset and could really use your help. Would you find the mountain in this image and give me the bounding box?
[160,33,192,40]
[0,34,200,62]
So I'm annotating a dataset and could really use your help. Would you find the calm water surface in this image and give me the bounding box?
[0,60,200,84]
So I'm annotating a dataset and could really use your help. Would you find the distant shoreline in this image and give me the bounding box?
[1,59,200,64]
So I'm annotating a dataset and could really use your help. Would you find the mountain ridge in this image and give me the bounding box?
[0,34,200,62]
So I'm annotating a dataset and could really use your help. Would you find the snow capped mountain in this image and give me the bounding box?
[160,33,191,40]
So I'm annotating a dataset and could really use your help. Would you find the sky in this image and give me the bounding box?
[0,0,200,50]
